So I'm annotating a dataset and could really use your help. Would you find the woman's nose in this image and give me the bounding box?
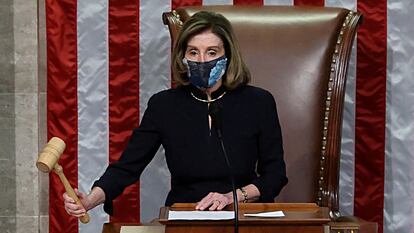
[199,53,207,62]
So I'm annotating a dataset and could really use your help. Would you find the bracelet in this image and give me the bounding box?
[240,187,248,203]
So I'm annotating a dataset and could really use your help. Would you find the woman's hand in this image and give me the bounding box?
[195,185,261,211]
[63,188,89,217]
[196,192,233,211]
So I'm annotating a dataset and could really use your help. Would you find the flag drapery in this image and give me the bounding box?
[45,0,414,233]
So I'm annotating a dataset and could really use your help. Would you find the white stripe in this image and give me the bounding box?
[77,0,109,232]
[337,40,356,216]
[325,0,357,216]
[263,0,293,5]
[325,0,356,8]
[203,0,233,5]
[384,1,414,232]
[139,0,172,223]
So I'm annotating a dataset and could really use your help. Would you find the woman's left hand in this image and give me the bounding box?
[196,192,233,210]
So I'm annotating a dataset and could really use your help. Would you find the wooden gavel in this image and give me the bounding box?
[36,137,90,224]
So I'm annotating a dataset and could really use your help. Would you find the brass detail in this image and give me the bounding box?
[172,10,183,26]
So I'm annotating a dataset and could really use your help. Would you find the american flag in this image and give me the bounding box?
[45,0,414,233]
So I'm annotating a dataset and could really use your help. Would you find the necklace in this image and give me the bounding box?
[190,91,226,103]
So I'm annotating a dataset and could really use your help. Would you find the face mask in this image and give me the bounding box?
[183,56,227,88]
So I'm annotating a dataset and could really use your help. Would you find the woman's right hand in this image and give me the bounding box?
[63,188,89,217]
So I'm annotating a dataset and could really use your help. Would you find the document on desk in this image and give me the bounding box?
[120,226,164,233]
[168,210,235,220]
[243,210,285,218]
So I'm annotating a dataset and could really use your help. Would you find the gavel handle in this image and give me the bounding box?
[54,164,90,224]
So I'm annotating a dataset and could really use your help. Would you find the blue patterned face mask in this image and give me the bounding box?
[183,56,227,88]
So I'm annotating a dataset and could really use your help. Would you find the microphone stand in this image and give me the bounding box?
[209,102,239,233]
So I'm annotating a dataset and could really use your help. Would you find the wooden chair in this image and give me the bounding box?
[162,6,377,232]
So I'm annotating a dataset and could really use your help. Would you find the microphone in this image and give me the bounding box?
[208,102,223,138]
[208,102,239,233]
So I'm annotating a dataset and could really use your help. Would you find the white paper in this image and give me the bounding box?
[243,210,285,218]
[168,210,235,220]
[120,226,164,233]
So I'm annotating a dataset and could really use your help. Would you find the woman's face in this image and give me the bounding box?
[185,30,225,62]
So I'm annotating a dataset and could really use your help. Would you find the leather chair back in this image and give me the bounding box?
[163,6,362,213]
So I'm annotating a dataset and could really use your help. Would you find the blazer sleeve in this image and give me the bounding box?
[251,91,288,201]
[92,94,162,215]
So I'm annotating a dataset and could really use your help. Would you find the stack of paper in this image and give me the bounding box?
[243,211,285,218]
[168,210,234,220]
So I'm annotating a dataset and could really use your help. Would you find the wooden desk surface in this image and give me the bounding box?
[159,203,330,225]
[103,203,332,233]
[102,223,164,233]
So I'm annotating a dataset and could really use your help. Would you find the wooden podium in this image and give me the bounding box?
[102,203,377,233]
[159,203,330,233]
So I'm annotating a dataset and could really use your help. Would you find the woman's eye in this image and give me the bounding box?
[187,50,198,56]
[208,50,217,56]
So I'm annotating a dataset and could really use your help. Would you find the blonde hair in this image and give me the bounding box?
[171,11,251,90]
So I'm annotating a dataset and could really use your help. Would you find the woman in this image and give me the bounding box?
[64,11,288,218]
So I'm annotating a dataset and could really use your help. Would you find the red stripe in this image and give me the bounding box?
[293,0,324,6]
[46,0,78,232]
[355,1,387,233]
[233,0,263,5]
[172,0,202,10]
[108,0,141,223]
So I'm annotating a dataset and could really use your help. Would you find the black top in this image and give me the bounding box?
[93,84,288,215]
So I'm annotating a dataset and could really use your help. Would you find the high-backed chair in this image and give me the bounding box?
[163,6,375,231]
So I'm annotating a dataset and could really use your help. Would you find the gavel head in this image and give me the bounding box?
[36,137,66,173]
